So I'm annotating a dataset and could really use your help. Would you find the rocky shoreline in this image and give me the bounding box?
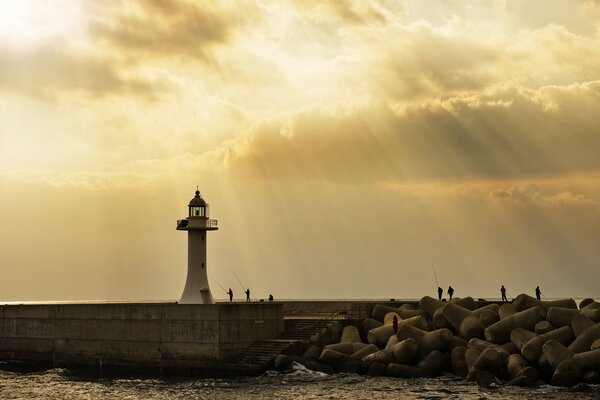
[275,294,600,390]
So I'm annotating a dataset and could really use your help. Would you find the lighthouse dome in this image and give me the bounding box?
[188,189,207,206]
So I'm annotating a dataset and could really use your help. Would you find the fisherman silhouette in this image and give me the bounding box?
[392,314,399,333]
[228,288,233,302]
[245,288,250,302]
[535,286,542,301]
[268,294,273,302]
[437,287,443,301]
[448,286,454,300]
[501,285,507,302]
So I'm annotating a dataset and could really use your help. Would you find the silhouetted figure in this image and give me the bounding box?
[501,285,507,302]
[392,314,399,333]
[448,286,454,300]
[228,288,233,302]
[268,294,273,302]
[245,288,250,302]
[535,286,542,301]
[437,287,443,301]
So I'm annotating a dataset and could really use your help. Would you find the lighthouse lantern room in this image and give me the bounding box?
[177,188,218,304]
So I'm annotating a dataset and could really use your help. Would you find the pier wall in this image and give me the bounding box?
[0,303,284,372]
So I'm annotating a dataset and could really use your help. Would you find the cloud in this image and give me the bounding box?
[230,81,600,182]
[88,0,254,64]
[0,43,166,99]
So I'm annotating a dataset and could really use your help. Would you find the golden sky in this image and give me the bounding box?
[1,0,600,301]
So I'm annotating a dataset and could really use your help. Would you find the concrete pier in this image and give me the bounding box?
[0,302,283,375]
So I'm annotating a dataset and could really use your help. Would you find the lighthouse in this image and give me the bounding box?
[176,188,218,304]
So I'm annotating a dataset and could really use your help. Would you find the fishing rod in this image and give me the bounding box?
[209,276,229,294]
[431,261,440,289]
[229,269,246,292]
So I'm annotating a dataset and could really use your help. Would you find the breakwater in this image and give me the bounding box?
[0,302,283,375]
[275,294,600,389]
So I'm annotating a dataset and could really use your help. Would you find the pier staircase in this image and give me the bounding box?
[231,311,349,371]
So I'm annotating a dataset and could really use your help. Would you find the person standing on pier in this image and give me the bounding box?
[437,287,443,301]
[501,285,507,302]
[448,286,454,300]
[228,288,233,302]
[535,286,542,301]
[268,294,273,302]
[245,288,251,302]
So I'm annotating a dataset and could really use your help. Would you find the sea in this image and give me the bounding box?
[1,363,598,400]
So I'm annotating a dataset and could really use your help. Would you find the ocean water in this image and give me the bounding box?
[1,363,598,400]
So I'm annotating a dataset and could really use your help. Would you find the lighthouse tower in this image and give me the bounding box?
[176,188,218,304]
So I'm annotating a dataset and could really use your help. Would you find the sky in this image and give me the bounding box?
[1,0,600,301]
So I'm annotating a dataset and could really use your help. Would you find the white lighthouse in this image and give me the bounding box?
[176,188,218,304]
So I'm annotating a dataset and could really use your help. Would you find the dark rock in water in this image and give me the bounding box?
[568,383,590,392]
[367,362,386,377]
[475,370,502,388]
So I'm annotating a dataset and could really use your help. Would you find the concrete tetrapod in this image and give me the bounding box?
[443,302,485,340]
[367,362,386,377]
[417,350,448,377]
[498,303,517,320]
[367,325,396,348]
[451,297,478,311]
[302,344,323,361]
[569,322,600,353]
[385,335,399,350]
[451,346,468,378]
[389,338,419,364]
[582,370,600,384]
[521,326,574,362]
[450,336,469,350]
[398,309,425,319]
[534,321,555,334]
[362,318,383,335]
[319,349,350,371]
[324,342,368,355]
[571,315,595,338]
[513,294,577,316]
[341,325,362,343]
[542,340,574,371]
[349,344,379,361]
[467,338,510,362]
[573,348,600,370]
[386,363,421,378]
[419,296,443,319]
[507,354,539,384]
[484,306,544,344]
[419,328,453,357]
[396,325,427,343]
[592,339,600,351]
[464,347,482,380]
[552,358,582,387]
[510,328,538,352]
[397,316,428,331]
[579,298,595,309]
[371,305,401,322]
[547,307,600,327]
[432,304,450,329]
[361,349,392,368]
[472,306,500,328]
[582,300,600,310]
